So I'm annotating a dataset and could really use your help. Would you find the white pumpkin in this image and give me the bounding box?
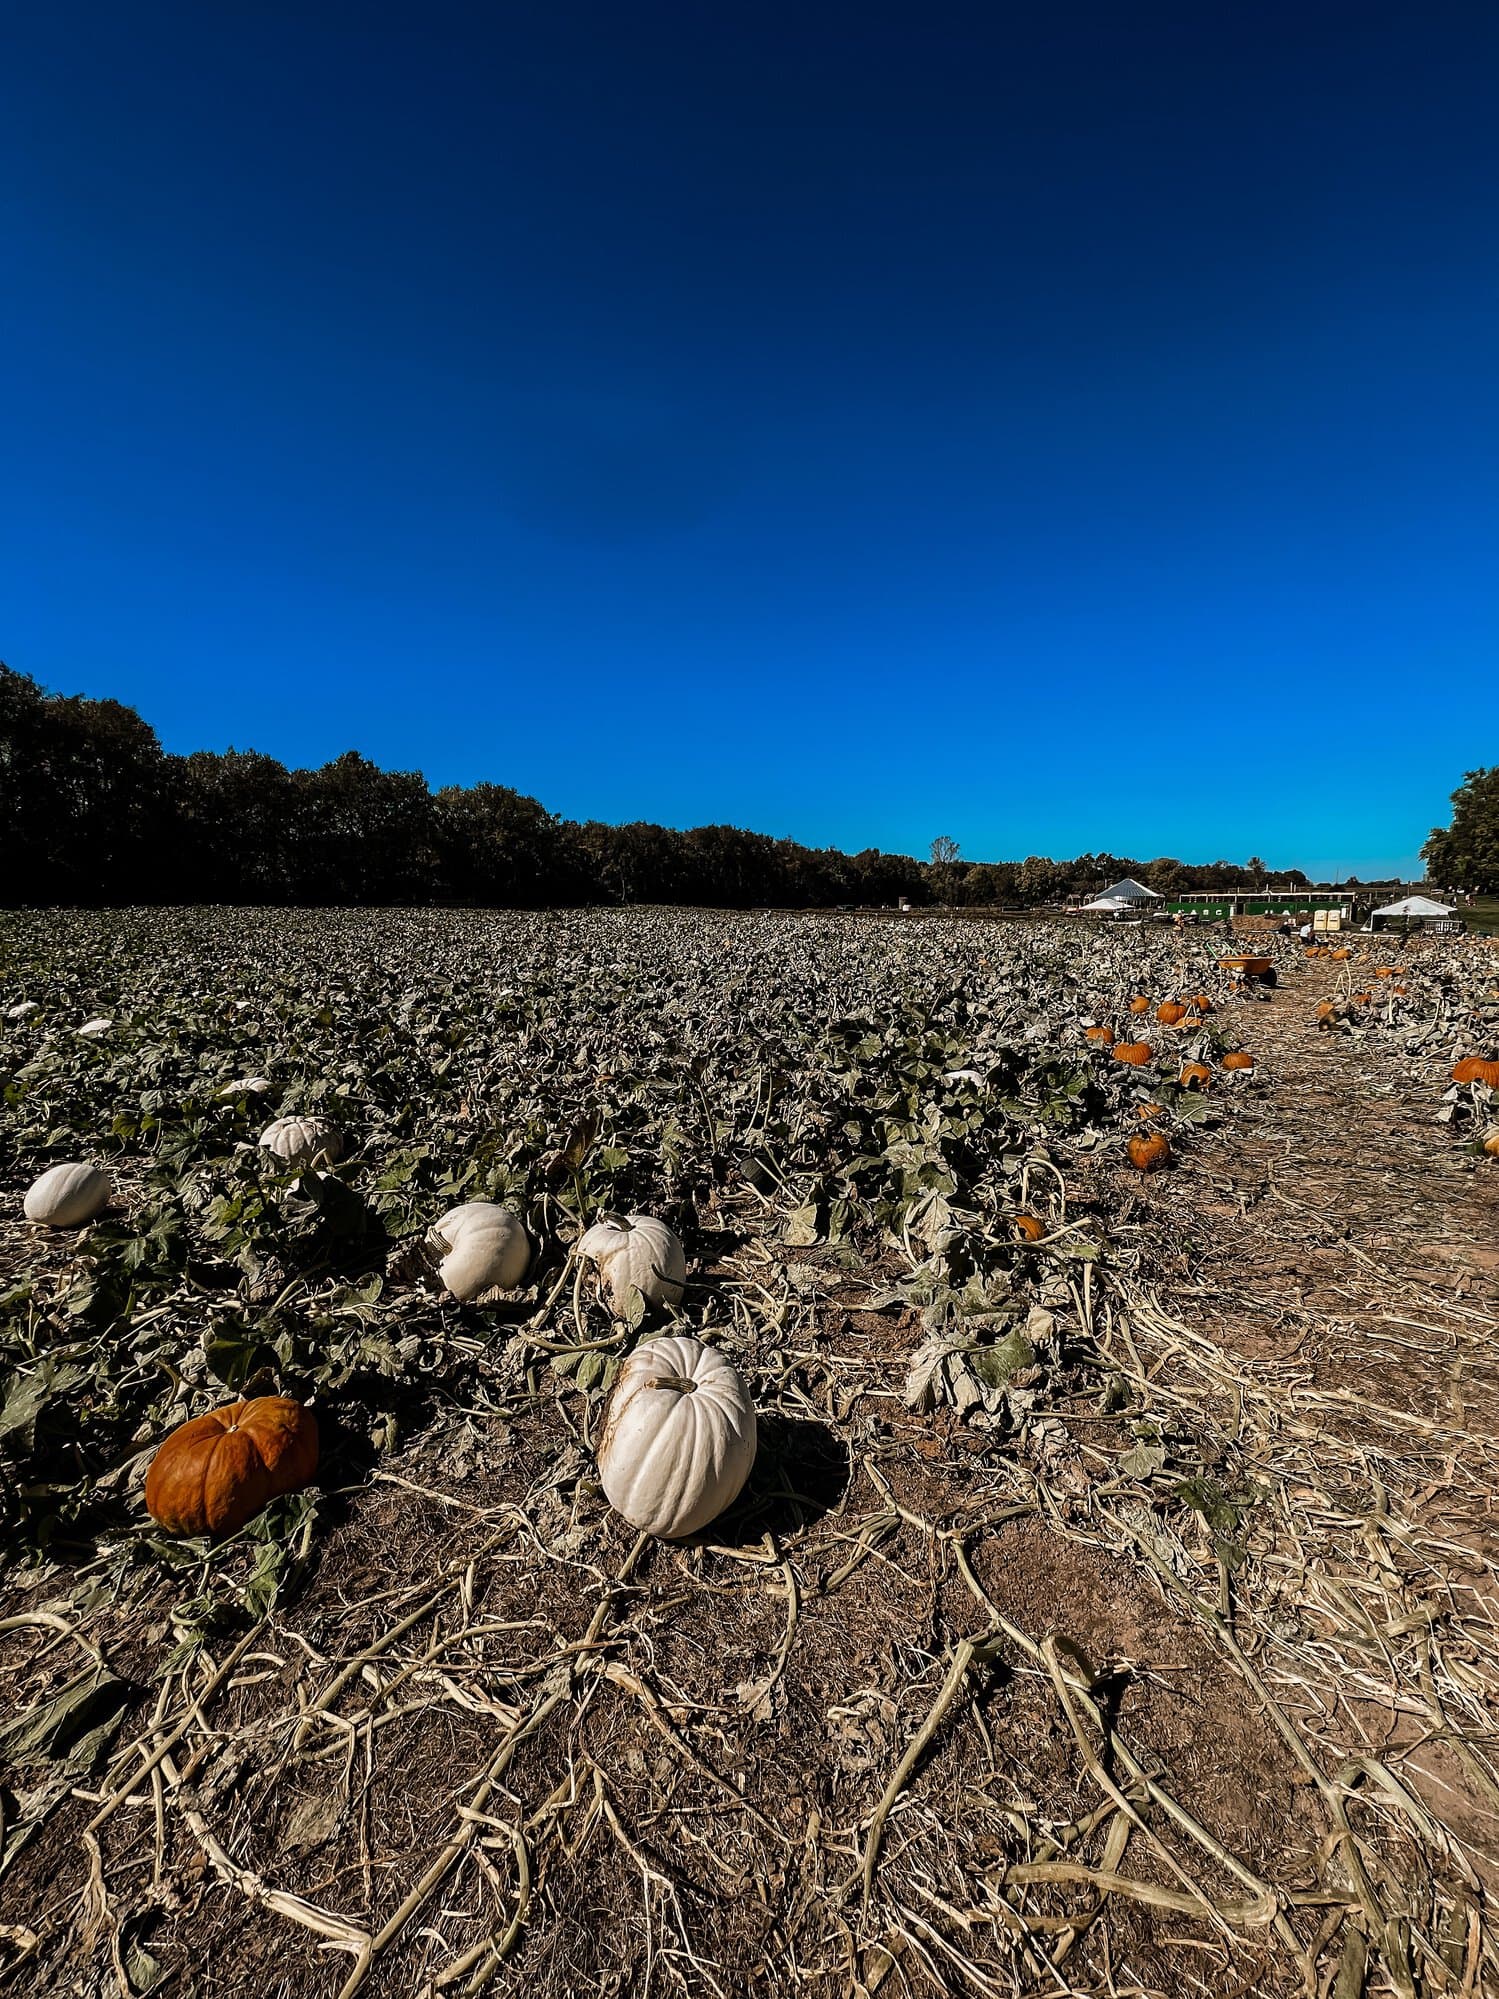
[24,1161,112,1228]
[258,1115,344,1174]
[7,1000,38,1020]
[596,1335,757,1539]
[429,1202,530,1301]
[77,1017,114,1038]
[218,1075,273,1099]
[578,1213,686,1314]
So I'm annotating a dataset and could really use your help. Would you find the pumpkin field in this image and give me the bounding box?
[3,905,1499,1999]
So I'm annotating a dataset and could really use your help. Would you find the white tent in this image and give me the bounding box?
[1371,894,1453,918]
[1081,896,1137,915]
[1096,877,1160,903]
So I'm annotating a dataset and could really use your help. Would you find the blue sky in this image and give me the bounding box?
[3,2,1495,877]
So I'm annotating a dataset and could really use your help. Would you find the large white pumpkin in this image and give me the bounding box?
[579,1213,687,1314]
[8,1000,39,1020]
[24,1161,113,1228]
[258,1116,344,1174]
[77,1017,114,1039]
[430,1202,530,1301]
[596,1335,757,1539]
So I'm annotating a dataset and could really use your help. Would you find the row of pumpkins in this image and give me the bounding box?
[21,1117,759,1545]
[1083,992,1257,1181]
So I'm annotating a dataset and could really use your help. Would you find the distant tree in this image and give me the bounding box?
[929,835,960,866]
[1246,855,1267,886]
[1424,769,1499,893]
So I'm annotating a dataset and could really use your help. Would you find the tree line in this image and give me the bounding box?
[4,661,1322,908]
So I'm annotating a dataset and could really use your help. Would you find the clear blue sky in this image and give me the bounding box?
[4,2,1495,877]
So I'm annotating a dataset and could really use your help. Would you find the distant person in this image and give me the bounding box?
[1277,913,1294,937]
[1298,921,1313,945]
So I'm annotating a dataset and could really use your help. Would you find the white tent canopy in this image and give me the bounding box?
[1371,894,1454,918]
[1082,897,1133,913]
[1096,877,1160,902]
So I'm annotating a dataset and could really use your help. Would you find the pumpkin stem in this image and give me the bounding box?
[650,1372,697,1394]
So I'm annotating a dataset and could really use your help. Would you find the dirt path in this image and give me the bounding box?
[1125,960,1499,1922]
[1162,962,1499,1480]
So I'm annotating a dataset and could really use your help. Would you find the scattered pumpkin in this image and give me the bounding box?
[1315,1000,1338,1021]
[1351,992,1372,1005]
[258,1115,344,1174]
[1084,1024,1115,1046]
[579,1213,687,1313]
[430,1202,530,1300]
[1156,1002,1187,1026]
[1129,994,1151,1014]
[1481,1130,1499,1159]
[1188,993,1214,1014]
[145,1396,318,1537]
[1135,1102,1165,1119]
[23,1161,112,1227]
[1330,947,1352,960]
[596,1335,757,1539]
[1012,1212,1046,1241]
[1453,1058,1499,1090]
[1221,1051,1254,1071]
[1179,1063,1212,1090]
[1127,1132,1172,1172]
[1113,1041,1152,1066]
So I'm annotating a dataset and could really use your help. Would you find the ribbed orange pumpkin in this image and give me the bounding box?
[1453,1058,1499,1090]
[145,1397,318,1537]
[1330,947,1352,960]
[1188,993,1214,1014]
[1113,1041,1152,1066]
[1156,1002,1187,1026]
[1315,1001,1338,1021]
[1179,1063,1212,1090]
[1482,1130,1499,1158]
[1129,995,1151,1014]
[1127,1132,1172,1172]
[1221,1051,1254,1071]
[1085,1025,1115,1046]
[1012,1213,1046,1242]
[1375,967,1398,978]
[1352,992,1372,1005]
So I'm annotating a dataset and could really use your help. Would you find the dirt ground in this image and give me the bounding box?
[4,954,1498,1999]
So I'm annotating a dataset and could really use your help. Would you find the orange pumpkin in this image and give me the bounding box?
[1129,995,1151,1014]
[1113,1041,1152,1066]
[1351,992,1372,1006]
[1085,1025,1115,1046]
[1179,1063,1212,1090]
[1135,1102,1165,1119]
[1221,1051,1254,1071]
[145,1396,318,1537]
[1188,993,1214,1015]
[1315,1000,1338,1021]
[1330,947,1352,960]
[1453,1058,1499,1090]
[1127,1132,1172,1173]
[1156,1002,1187,1026]
[1012,1213,1046,1242]
[1375,966,1398,978]
[1482,1129,1499,1158]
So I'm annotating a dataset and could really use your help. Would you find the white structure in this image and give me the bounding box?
[1095,877,1160,904]
[1369,893,1456,931]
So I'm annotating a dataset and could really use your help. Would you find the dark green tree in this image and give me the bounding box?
[1423,769,1499,894]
